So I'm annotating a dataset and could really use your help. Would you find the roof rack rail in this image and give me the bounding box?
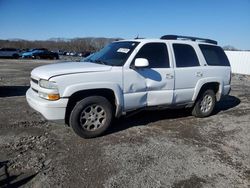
[160,35,217,45]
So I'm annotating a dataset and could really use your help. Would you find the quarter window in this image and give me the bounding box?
[173,44,200,67]
[199,44,230,66]
[134,43,170,68]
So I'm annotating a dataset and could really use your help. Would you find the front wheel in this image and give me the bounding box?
[192,89,216,118]
[69,96,113,138]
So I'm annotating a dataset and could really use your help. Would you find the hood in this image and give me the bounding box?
[31,62,112,80]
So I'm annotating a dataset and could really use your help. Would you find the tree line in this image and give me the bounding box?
[0,38,243,52]
[0,37,121,52]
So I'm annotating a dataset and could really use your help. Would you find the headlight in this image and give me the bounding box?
[38,80,60,100]
[39,79,58,89]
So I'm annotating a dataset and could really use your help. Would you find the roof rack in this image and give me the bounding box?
[160,35,217,45]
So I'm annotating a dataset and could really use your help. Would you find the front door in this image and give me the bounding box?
[123,42,174,111]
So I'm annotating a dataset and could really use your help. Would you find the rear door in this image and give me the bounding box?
[123,42,174,110]
[5,48,11,56]
[172,43,202,104]
[38,50,46,58]
[5,48,15,57]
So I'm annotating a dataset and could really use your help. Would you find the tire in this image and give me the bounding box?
[35,56,41,59]
[192,89,216,118]
[69,96,113,138]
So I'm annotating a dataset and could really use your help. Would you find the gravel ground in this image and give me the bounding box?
[0,59,249,188]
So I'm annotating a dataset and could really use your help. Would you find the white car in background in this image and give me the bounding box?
[0,48,20,59]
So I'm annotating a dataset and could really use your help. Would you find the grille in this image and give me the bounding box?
[31,78,38,84]
[32,88,38,93]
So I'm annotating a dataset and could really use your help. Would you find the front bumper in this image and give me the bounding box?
[26,88,68,120]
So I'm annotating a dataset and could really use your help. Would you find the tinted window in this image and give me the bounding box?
[4,48,16,51]
[173,44,200,67]
[134,43,169,68]
[199,44,230,66]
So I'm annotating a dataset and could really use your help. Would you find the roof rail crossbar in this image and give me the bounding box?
[160,35,217,45]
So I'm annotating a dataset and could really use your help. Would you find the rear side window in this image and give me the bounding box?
[199,44,230,66]
[173,44,200,67]
[134,43,170,68]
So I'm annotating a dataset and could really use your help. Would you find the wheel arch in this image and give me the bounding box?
[193,78,223,102]
[65,87,123,125]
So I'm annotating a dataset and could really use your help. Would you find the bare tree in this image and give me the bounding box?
[0,37,122,52]
[223,45,238,51]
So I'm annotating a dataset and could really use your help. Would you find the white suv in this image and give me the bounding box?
[26,35,231,138]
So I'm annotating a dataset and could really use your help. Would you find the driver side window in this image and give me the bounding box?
[133,43,170,68]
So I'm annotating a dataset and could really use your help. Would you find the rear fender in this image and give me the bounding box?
[192,78,223,101]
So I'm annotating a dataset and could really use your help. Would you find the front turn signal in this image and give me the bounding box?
[47,94,60,101]
[39,91,60,101]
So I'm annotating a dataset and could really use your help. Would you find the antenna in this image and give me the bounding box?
[134,34,144,40]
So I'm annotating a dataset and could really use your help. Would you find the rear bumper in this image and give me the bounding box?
[223,85,231,95]
[26,88,68,120]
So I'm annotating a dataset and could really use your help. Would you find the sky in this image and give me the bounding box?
[0,0,250,49]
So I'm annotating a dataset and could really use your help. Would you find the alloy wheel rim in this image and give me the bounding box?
[80,104,106,131]
[200,95,213,113]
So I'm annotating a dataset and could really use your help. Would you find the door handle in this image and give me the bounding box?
[166,74,174,79]
[196,72,203,77]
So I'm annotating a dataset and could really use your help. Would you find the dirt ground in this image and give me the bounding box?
[0,59,249,188]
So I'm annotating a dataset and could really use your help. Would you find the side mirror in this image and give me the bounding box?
[134,58,149,68]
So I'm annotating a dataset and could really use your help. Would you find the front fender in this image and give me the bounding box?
[63,82,124,117]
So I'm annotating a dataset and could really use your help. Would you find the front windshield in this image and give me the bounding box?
[82,41,139,66]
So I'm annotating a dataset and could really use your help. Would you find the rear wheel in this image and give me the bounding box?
[69,96,113,138]
[192,89,216,117]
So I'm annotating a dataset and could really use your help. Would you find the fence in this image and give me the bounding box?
[225,51,250,75]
